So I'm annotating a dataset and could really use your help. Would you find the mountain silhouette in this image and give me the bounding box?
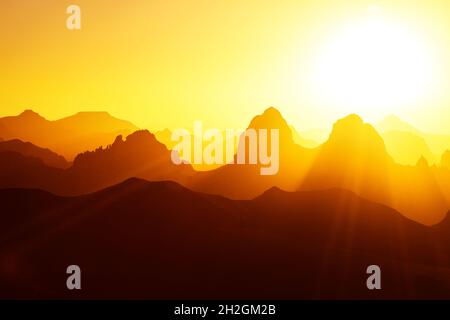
[381,130,436,165]
[189,109,448,225]
[1,178,450,299]
[377,115,437,165]
[0,151,64,191]
[0,110,138,160]
[290,125,319,148]
[377,115,421,134]
[442,150,450,168]
[377,114,450,162]
[0,130,194,195]
[0,139,69,169]
[53,111,136,133]
[65,130,195,194]
[188,107,318,198]
[155,128,175,149]
[301,114,393,200]
[190,111,392,200]
[0,108,449,225]
[301,114,448,225]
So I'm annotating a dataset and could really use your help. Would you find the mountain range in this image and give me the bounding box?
[376,115,450,166]
[189,108,450,225]
[0,107,449,225]
[0,110,138,160]
[0,130,194,195]
[1,107,450,299]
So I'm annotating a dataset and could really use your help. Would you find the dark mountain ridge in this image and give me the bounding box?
[1,178,450,299]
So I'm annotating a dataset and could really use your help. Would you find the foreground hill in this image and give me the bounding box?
[0,110,138,159]
[1,179,450,299]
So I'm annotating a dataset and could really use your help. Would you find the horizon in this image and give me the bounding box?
[1,106,448,136]
[2,105,450,171]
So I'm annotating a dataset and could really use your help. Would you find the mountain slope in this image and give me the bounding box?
[0,139,69,169]
[381,130,436,165]
[190,110,448,225]
[0,110,139,159]
[0,108,448,225]
[441,150,450,168]
[0,130,195,195]
[188,107,318,198]
[65,130,195,194]
[377,115,421,134]
[1,179,450,299]
[301,114,448,225]
[0,152,64,191]
[54,111,136,133]
[377,115,450,160]
[301,114,393,200]
[290,125,319,148]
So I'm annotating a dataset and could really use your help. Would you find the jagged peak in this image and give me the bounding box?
[73,130,165,164]
[113,135,124,145]
[383,114,403,123]
[329,114,377,140]
[19,109,45,120]
[247,106,290,132]
[416,155,429,168]
[326,114,389,154]
[334,114,364,127]
[377,114,420,134]
[331,114,379,134]
[262,106,283,117]
[125,129,155,141]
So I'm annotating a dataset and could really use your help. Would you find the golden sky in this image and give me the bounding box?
[1,0,450,133]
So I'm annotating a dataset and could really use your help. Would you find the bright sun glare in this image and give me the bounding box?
[313,5,434,117]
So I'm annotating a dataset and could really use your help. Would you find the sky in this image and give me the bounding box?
[1,0,450,133]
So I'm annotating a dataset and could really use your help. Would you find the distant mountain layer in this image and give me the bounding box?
[0,108,449,225]
[377,115,450,165]
[381,130,436,166]
[189,107,317,198]
[0,139,69,169]
[0,110,138,160]
[189,109,450,225]
[1,178,450,299]
[443,150,450,168]
[0,130,194,195]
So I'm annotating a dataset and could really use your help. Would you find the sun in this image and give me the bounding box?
[312,6,435,119]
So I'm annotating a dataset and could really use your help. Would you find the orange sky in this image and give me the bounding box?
[1,0,450,133]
